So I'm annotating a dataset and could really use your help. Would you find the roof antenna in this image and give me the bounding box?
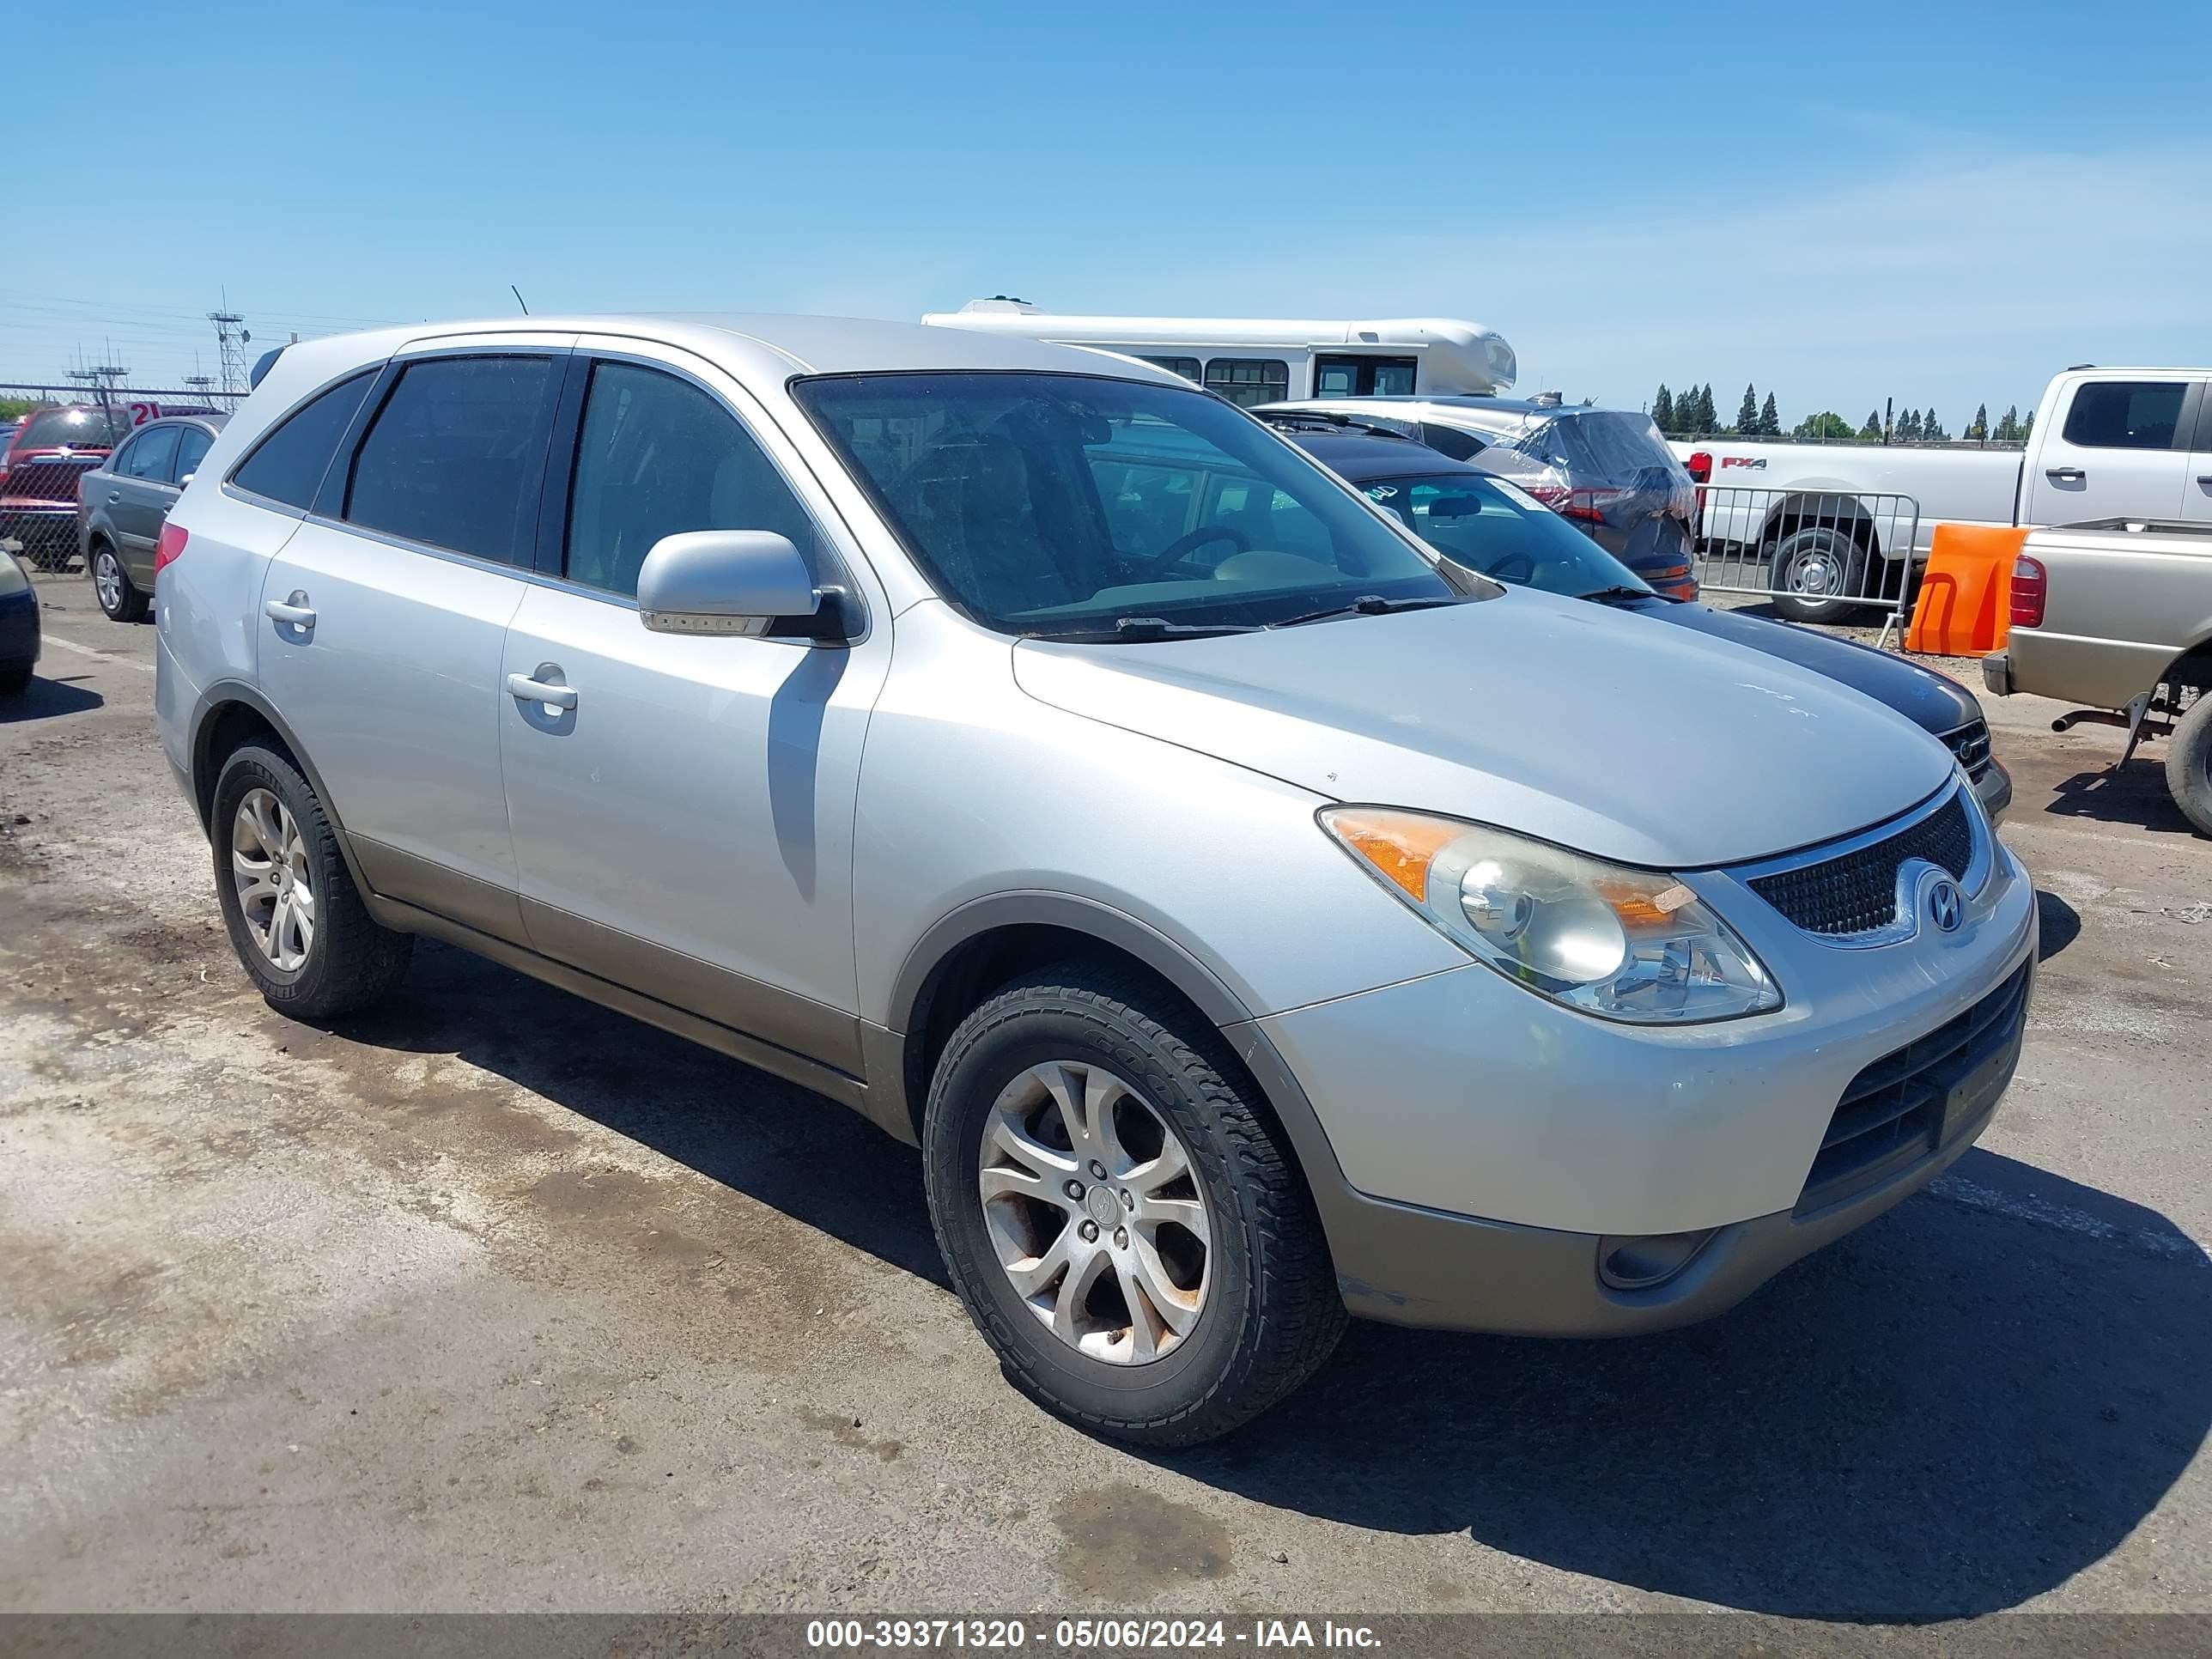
[510,284,530,316]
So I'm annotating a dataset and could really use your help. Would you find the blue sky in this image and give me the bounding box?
[10,1,2207,426]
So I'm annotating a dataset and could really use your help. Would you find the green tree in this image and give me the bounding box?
[1860,410,1883,440]
[1792,410,1856,441]
[1759,392,1781,436]
[1899,409,1922,440]
[1653,384,1675,433]
[1735,383,1759,434]
[1994,404,2020,441]
[1970,403,1989,441]
[1698,383,1719,434]
[2022,409,2034,440]
[0,397,38,422]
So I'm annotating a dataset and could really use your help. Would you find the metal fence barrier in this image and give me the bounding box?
[1691,485,1923,649]
[1,383,245,568]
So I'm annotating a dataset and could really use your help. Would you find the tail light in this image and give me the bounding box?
[154,522,189,579]
[2008,555,2045,628]
[1684,450,1712,484]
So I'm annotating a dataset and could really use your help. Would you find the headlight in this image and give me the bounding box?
[1320,807,1781,1024]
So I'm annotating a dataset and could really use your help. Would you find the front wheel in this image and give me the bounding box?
[211,743,413,1018]
[89,541,148,623]
[1768,526,1869,624]
[2166,691,2212,839]
[922,968,1345,1446]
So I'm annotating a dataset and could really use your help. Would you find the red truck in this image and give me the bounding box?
[0,404,135,568]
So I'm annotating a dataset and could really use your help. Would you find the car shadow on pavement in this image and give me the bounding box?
[2042,763,2200,836]
[2036,888,2081,960]
[1166,1148,2212,1620]
[0,675,103,723]
[333,945,2208,1622]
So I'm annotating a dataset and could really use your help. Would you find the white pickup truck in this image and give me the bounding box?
[1670,366,2212,622]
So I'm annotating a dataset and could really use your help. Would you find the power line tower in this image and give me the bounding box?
[209,304,250,397]
[184,374,215,406]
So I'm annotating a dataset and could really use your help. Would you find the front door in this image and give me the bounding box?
[108,422,181,575]
[498,343,890,1073]
[256,345,564,939]
[2021,375,2201,525]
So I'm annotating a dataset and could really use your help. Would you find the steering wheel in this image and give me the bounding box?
[1483,551,1537,586]
[1133,524,1250,573]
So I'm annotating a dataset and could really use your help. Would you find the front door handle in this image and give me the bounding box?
[264,592,316,629]
[2045,467,2085,483]
[507,671,578,710]
[106,489,121,504]
[2197,474,2212,489]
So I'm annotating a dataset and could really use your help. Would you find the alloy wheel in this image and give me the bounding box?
[977,1060,1211,1364]
[230,787,315,971]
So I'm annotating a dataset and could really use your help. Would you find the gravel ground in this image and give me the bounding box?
[3,570,2209,1624]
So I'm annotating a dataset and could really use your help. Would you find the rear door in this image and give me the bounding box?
[2023,375,2201,525]
[497,337,891,1072]
[256,336,570,941]
[2185,391,2212,526]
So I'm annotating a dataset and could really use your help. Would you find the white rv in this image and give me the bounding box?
[920,298,1517,406]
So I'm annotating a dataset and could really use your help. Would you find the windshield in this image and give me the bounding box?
[795,373,1473,636]
[1360,471,1653,600]
[17,406,132,449]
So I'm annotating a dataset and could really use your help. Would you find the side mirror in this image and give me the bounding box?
[637,531,840,638]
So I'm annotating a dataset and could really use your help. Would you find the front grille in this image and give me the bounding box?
[1748,793,1972,938]
[1796,957,2031,1216]
[1943,720,1992,781]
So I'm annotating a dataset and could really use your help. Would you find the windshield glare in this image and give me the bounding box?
[795,373,1471,636]
[17,406,131,448]
[1361,471,1651,600]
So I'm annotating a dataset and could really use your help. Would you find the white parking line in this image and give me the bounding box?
[42,635,154,672]
[1929,1171,2203,1261]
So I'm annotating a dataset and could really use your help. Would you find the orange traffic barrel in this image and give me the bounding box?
[1905,524,2029,656]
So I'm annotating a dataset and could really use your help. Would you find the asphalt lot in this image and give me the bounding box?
[3,568,2210,1621]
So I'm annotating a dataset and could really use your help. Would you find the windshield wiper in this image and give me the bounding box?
[1030,616,1266,642]
[1576,586,1660,606]
[1270,594,1466,629]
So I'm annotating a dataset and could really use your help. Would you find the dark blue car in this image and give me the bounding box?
[1273,414,2010,822]
[1,547,40,695]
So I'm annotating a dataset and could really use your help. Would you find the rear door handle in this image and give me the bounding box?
[264,593,316,628]
[2045,467,2085,483]
[106,489,121,504]
[507,672,578,710]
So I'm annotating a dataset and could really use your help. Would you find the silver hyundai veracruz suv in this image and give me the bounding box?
[154,316,2036,1444]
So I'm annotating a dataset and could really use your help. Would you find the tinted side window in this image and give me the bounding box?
[173,425,214,483]
[2062,381,2187,451]
[344,356,553,562]
[1139,356,1201,382]
[232,372,377,508]
[564,362,817,598]
[1419,422,1487,461]
[119,424,181,482]
[1204,358,1290,408]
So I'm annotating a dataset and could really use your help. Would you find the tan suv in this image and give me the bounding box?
[1984,518,2212,835]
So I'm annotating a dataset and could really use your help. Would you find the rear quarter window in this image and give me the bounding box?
[231,372,379,509]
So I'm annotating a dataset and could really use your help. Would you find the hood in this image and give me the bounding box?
[1634,600,1979,736]
[1012,587,1954,868]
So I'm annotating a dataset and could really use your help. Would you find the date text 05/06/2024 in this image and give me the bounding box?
[804,1619,1384,1650]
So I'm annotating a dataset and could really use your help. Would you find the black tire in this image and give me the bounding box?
[922,965,1345,1446]
[1768,526,1869,625]
[88,539,148,623]
[2166,691,2212,839]
[210,743,412,1018]
[0,665,30,696]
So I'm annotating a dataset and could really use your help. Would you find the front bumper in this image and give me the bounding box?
[1249,816,2038,1334]
[1973,757,2013,823]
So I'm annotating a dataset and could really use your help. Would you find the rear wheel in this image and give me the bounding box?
[922,966,1345,1446]
[1768,526,1869,624]
[211,743,412,1018]
[0,665,30,696]
[89,540,148,623]
[2166,691,2212,839]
